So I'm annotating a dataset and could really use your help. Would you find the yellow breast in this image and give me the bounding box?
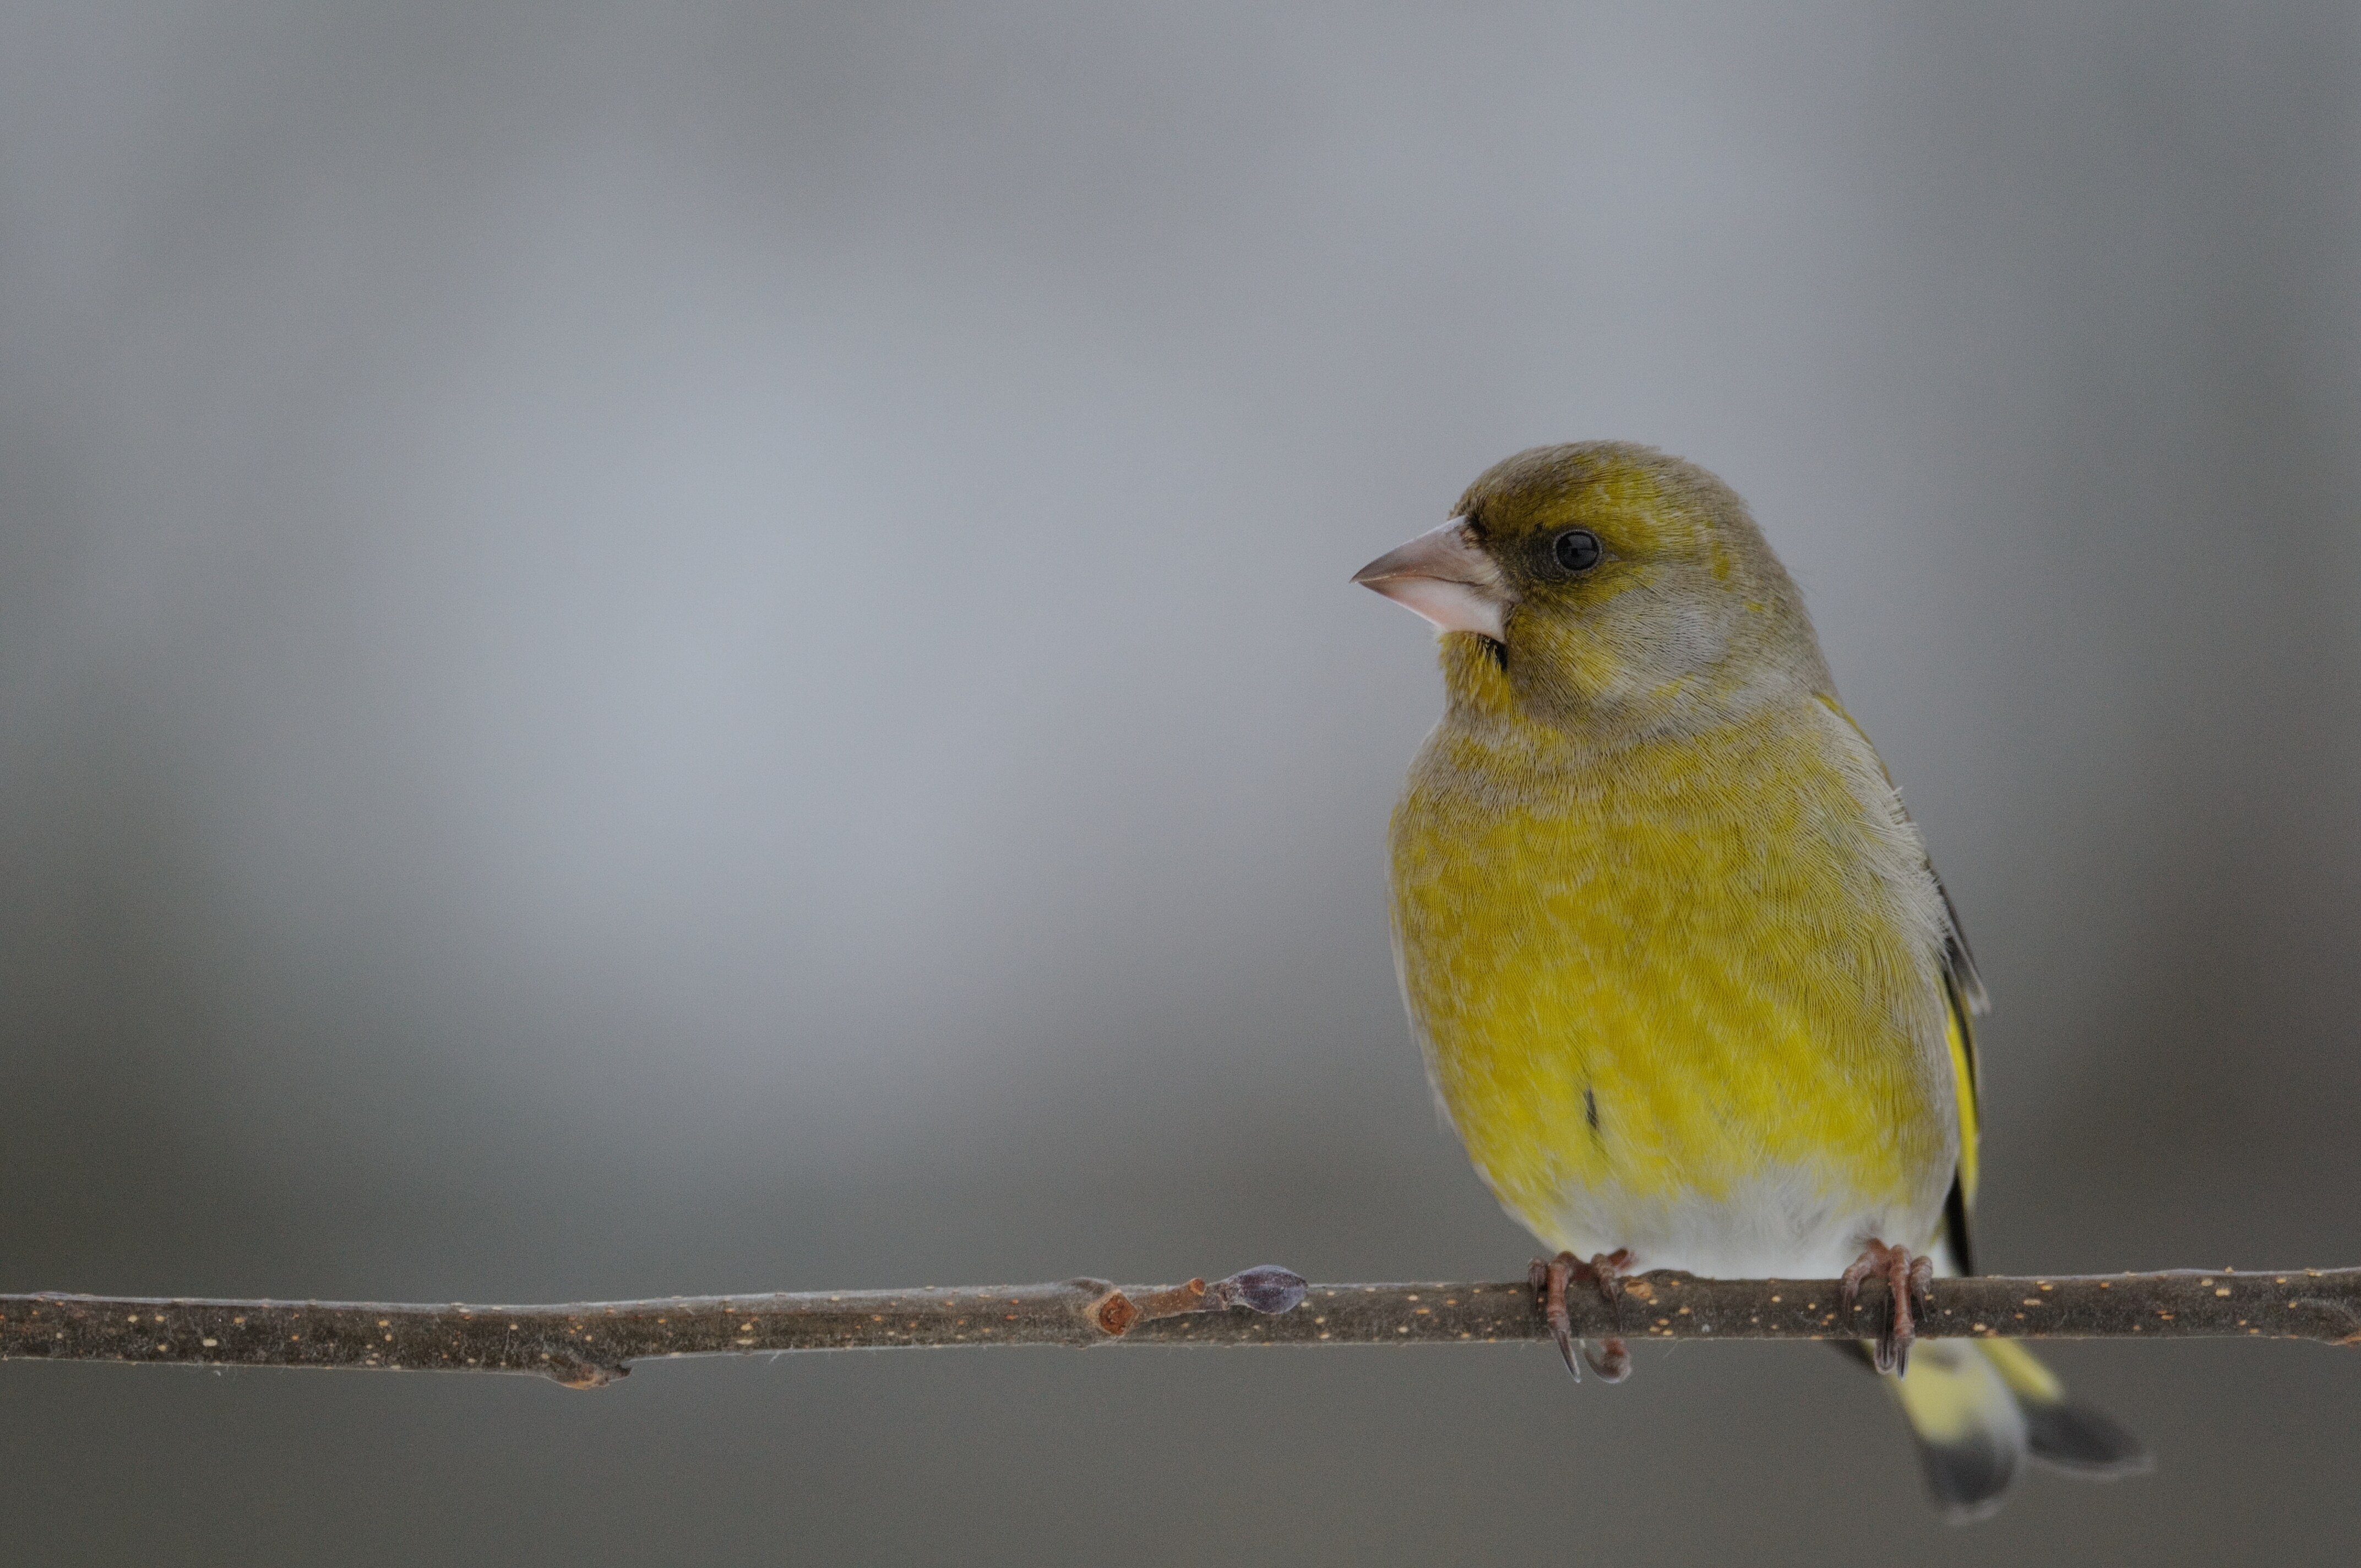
[1388,644,1956,1268]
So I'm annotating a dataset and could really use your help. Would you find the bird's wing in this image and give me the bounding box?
[1934,862,1983,1275]
[1811,693,1987,1273]
[1936,869,1988,1016]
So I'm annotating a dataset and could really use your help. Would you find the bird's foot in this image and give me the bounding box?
[1841,1240,1935,1375]
[1527,1249,1636,1384]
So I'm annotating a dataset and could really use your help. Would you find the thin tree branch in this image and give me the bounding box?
[4,1265,2354,1388]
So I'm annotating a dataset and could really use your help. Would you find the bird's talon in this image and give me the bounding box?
[1582,1336,1631,1382]
[1532,1250,1640,1386]
[1576,1248,1634,1310]
[1533,1253,1581,1381]
[1843,1240,1926,1378]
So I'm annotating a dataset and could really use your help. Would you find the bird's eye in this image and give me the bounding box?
[1552,529,1603,574]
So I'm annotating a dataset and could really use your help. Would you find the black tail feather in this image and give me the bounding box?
[2023,1400,2153,1477]
[1914,1425,2022,1523]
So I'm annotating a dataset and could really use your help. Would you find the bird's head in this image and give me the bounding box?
[1354,441,1829,730]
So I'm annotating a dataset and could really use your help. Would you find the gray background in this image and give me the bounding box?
[3,2,2358,1562]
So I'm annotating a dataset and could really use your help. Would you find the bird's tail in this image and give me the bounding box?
[1885,1337,2150,1520]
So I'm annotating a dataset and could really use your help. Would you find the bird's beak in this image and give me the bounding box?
[1352,518,1513,641]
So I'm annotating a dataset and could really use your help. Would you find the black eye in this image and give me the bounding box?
[1552,528,1603,574]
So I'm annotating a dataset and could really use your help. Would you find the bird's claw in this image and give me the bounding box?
[1582,1336,1631,1381]
[1529,1249,1636,1384]
[1841,1241,1934,1375]
[1529,1255,1580,1380]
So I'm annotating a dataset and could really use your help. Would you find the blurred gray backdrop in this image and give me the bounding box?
[2,2,2358,1563]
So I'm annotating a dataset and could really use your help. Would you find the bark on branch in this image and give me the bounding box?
[4,1265,2354,1389]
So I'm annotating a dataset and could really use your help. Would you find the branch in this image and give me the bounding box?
[4,1265,2354,1388]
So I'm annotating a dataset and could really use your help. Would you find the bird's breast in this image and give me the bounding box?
[1388,701,1954,1266]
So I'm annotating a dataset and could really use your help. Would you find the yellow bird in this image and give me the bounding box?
[1355,440,2148,1518]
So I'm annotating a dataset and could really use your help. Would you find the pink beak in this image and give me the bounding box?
[1352,518,1513,641]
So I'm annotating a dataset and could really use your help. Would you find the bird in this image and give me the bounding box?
[1353,440,2148,1518]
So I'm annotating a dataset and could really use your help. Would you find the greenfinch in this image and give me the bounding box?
[1356,441,2148,1518]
